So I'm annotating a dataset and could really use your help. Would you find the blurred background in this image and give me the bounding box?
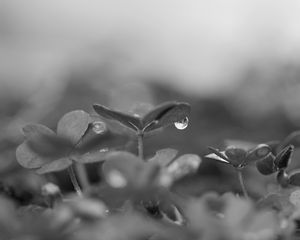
[1,0,300,199]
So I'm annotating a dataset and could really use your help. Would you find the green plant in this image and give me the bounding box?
[93,102,190,158]
[206,144,271,198]
[1,101,300,239]
[16,110,128,195]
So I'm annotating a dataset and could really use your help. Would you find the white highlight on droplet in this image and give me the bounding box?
[92,121,107,134]
[174,117,189,130]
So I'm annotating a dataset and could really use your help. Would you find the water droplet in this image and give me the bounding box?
[99,148,109,153]
[92,121,106,134]
[106,170,127,188]
[133,113,140,118]
[174,117,189,130]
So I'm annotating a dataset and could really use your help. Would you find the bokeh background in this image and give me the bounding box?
[1,0,300,199]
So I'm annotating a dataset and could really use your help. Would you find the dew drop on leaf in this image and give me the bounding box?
[106,170,127,188]
[92,121,107,134]
[174,117,189,130]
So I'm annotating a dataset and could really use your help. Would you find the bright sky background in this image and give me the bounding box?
[1,0,300,95]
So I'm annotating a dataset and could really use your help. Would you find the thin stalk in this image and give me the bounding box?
[137,131,144,159]
[237,170,249,199]
[74,163,91,190]
[67,166,82,196]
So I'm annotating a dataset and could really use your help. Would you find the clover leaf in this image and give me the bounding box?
[255,145,294,176]
[288,170,300,187]
[148,148,201,187]
[102,151,160,189]
[93,101,191,133]
[256,154,277,175]
[161,154,201,186]
[206,144,271,169]
[96,151,169,210]
[148,148,179,167]
[101,150,201,190]
[57,110,90,145]
[16,110,126,174]
[274,145,294,170]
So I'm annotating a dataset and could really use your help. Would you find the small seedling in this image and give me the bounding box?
[206,144,271,198]
[16,110,128,195]
[93,101,191,158]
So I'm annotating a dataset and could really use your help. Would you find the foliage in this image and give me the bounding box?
[2,101,300,239]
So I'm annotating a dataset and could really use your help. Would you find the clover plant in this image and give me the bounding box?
[0,100,300,239]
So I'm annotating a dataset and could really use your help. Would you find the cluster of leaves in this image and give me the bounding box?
[16,110,128,174]
[2,101,300,239]
[206,135,300,188]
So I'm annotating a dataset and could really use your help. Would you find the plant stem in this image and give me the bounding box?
[237,170,249,199]
[137,131,144,159]
[67,166,82,196]
[74,163,90,190]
